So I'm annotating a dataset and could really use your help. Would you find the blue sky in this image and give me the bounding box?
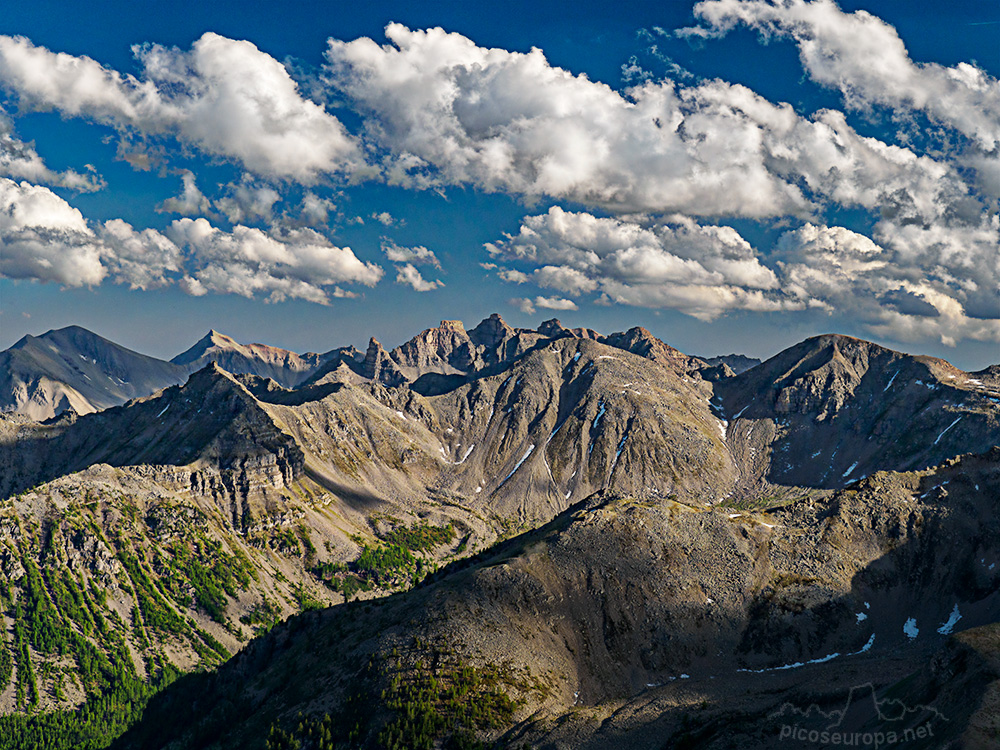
[0,0,997,369]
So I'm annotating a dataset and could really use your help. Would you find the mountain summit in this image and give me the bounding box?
[170,329,332,387]
[0,326,185,420]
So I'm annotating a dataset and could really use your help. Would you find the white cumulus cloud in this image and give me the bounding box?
[381,238,440,268]
[167,218,383,303]
[511,296,578,314]
[489,207,785,320]
[394,262,442,291]
[0,177,106,286]
[0,176,383,303]
[688,0,1000,155]
[490,210,999,344]
[157,169,211,216]
[0,177,178,288]
[0,32,363,181]
[776,223,1000,346]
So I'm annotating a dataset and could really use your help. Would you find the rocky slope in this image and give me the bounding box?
[0,319,996,749]
[113,448,1000,749]
[1,334,736,537]
[715,333,1000,489]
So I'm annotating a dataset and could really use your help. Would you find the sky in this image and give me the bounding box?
[0,0,998,369]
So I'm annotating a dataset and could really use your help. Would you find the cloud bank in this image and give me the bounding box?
[0,2,996,345]
[0,177,382,302]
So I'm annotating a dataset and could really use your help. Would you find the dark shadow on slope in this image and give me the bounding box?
[99,444,1000,750]
[302,464,385,513]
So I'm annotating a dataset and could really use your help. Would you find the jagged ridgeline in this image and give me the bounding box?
[0,316,997,749]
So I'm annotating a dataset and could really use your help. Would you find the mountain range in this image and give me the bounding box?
[0,314,996,749]
[1,315,751,421]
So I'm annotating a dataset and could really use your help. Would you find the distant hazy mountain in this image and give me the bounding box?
[0,327,354,419]
[0,326,185,420]
[171,329,341,388]
[701,352,762,374]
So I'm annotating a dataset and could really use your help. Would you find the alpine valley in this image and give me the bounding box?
[0,315,997,750]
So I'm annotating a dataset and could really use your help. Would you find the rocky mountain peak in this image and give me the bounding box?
[600,326,692,368]
[171,329,237,366]
[390,320,478,376]
[168,330,334,388]
[537,318,568,337]
[469,312,514,349]
[361,337,407,387]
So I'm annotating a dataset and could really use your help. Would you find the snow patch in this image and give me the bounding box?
[842,461,858,478]
[903,618,919,639]
[614,434,628,461]
[499,445,535,486]
[548,420,566,444]
[856,612,868,623]
[933,416,962,445]
[608,432,629,475]
[737,650,842,674]
[883,370,899,392]
[592,402,606,431]
[937,605,962,635]
[156,404,170,418]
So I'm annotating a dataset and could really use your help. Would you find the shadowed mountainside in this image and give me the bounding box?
[113,449,1000,750]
